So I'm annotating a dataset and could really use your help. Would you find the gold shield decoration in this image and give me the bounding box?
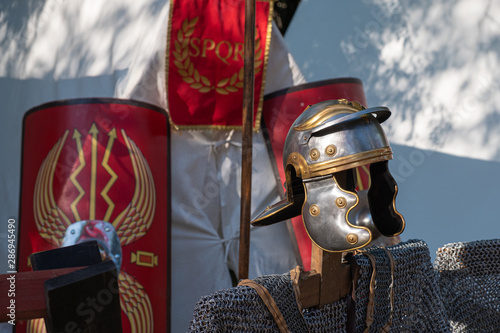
[18,98,170,333]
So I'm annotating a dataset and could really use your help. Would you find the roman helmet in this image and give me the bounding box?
[252,99,405,252]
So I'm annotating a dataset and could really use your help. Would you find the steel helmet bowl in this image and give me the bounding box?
[252,99,404,252]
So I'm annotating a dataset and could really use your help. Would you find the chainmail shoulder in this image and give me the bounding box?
[188,273,311,332]
[188,272,350,332]
[189,239,455,332]
[434,239,500,332]
[354,239,451,332]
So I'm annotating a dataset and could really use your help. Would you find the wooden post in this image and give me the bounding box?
[239,0,256,281]
[291,247,353,309]
[310,247,352,307]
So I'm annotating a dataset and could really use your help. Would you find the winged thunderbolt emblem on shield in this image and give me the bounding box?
[28,124,156,333]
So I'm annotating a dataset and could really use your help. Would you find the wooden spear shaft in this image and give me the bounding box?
[239,0,256,281]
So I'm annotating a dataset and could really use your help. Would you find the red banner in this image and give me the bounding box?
[262,78,368,270]
[18,99,170,333]
[166,0,273,130]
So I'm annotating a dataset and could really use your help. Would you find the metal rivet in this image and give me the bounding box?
[114,254,121,259]
[325,145,337,157]
[336,197,347,208]
[70,229,75,235]
[309,204,320,216]
[346,233,358,244]
[293,155,297,160]
[105,227,110,232]
[310,148,320,161]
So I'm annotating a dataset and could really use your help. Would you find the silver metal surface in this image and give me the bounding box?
[252,99,405,252]
[348,189,381,241]
[63,220,123,270]
[302,176,371,252]
[284,104,392,178]
[304,106,391,144]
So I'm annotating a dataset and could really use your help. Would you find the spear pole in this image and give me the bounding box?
[238,0,256,281]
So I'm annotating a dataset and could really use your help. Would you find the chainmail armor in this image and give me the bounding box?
[434,239,500,332]
[189,239,454,332]
[188,273,312,332]
[354,239,451,332]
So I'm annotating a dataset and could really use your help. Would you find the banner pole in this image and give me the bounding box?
[239,0,256,281]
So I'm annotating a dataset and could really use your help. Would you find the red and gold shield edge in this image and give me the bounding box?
[17,98,170,333]
[261,78,369,271]
[165,0,273,130]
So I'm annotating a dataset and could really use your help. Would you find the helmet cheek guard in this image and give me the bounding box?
[302,175,371,252]
[252,99,405,252]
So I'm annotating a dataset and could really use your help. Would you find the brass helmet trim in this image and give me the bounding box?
[292,99,365,132]
[288,147,393,180]
[298,106,391,146]
[251,99,405,253]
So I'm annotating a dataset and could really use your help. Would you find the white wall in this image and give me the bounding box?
[285,0,500,258]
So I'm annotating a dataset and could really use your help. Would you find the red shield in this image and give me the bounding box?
[17,98,170,332]
[262,78,369,270]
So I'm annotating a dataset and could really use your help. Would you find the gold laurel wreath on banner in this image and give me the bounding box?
[173,17,263,95]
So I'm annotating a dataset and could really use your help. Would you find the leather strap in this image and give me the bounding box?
[289,266,304,313]
[380,248,395,332]
[363,252,377,333]
[238,279,290,333]
[362,248,396,333]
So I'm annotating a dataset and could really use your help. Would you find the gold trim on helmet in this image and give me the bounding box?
[286,147,393,181]
[292,100,365,132]
[391,184,406,237]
